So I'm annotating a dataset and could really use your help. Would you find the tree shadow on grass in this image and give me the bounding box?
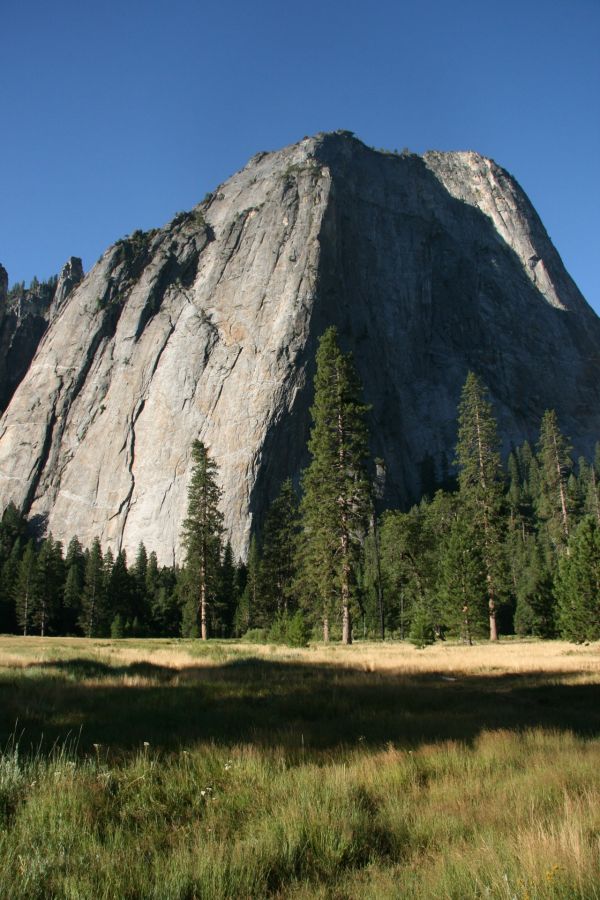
[1,656,599,757]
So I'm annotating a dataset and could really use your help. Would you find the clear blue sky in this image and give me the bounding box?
[1,0,598,313]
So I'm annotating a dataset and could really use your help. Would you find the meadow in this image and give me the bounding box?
[0,637,599,899]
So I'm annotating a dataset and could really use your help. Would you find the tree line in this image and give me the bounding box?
[1,327,599,644]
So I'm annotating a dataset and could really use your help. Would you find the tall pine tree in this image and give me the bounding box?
[455,372,506,641]
[537,409,572,555]
[296,327,372,644]
[556,516,600,641]
[181,440,224,640]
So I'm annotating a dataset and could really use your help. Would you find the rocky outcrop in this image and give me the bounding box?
[0,132,599,562]
[0,259,83,414]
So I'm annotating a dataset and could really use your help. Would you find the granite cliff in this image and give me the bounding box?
[0,257,83,414]
[1,132,599,562]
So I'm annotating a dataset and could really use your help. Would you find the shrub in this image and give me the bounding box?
[409,604,436,649]
[268,611,311,647]
[110,614,124,639]
[241,628,269,644]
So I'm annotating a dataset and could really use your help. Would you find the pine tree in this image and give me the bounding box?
[455,372,506,640]
[0,502,28,563]
[215,542,237,636]
[583,464,600,525]
[63,537,85,634]
[79,538,105,637]
[236,536,260,633]
[14,541,38,636]
[537,410,573,554]
[437,514,487,643]
[556,517,600,641]
[181,440,224,640]
[106,549,134,625]
[379,506,436,640]
[0,540,21,633]
[132,542,149,625]
[260,480,299,620]
[296,327,372,644]
[34,535,64,636]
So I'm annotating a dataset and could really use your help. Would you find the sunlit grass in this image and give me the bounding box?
[0,637,599,898]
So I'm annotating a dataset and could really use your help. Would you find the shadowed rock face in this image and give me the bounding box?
[0,133,599,563]
[0,258,83,414]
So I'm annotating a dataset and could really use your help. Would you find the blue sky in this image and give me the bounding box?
[1,0,599,313]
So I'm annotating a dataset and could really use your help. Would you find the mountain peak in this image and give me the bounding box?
[0,137,598,562]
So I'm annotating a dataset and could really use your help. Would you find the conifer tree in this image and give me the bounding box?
[63,537,85,633]
[34,535,64,636]
[215,542,237,636]
[260,480,299,619]
[132,542,149,624]
[14,541,38,636]
[79,538,105,637]
[296,327,371,644]
[107,549,133,625]
[236,536,260,633]
[145,551,160,607]
[379,506,435,639]
[437,514,487,643]
[455,372,506,640]
[181,440,224,640]
[0,540,21,633]
[556,517,600,641]
[583,464,600,525]
[537,410,573,554]
[0,502,28,562]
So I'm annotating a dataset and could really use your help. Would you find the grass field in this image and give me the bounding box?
[0,637,599,898]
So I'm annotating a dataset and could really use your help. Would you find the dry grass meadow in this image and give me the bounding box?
[0,636,599,898]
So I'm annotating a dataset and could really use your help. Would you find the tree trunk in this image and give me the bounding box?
[489,598,498,642]
[341,529,352,645]
[323,616,329,642]
[200,560,208,640]
[371,511,385,640]
[342,603,352,645]
[552,428,570,542]
[463,610,472,646]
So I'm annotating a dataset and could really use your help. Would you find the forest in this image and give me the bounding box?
[1,327,599,645]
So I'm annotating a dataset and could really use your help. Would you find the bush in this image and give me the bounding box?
[268,611,311,647]
[241,628,269,644]
[110,614,125,639]
[409,605,436,649]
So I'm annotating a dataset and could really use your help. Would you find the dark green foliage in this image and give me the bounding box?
[437,514,487,643]
[14,541,38,635]
[556,517,600,641]
[1,343,600,644]
[0,502,28,633]
[214,542,238,637]
[234,536,259,634]
[409,603,436,648]
[268,609,311,647]
[455,372,507,640]
[33,535,64,636]
[259,479,299,620]
[295,327,372,643]
[181,441,224,639]
[111,613,125,639]
[62,537,85,633]
[79,538,106,637]
[537,410,573,553]
[378,507,433,639]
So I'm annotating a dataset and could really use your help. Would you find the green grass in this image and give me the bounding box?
[0,639,599,898]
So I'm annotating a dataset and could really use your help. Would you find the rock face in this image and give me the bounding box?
[0,132,599,563]
[0,258,83,414]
